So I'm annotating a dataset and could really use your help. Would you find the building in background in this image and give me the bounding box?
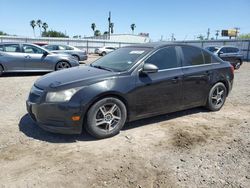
[85,33,150,43]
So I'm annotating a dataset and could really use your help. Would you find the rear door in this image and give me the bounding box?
[22,44,51,71]
[180,46,212,108]
[2,44,26,71]
[134,46,183,117]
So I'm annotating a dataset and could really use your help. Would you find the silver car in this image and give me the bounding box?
[0,43,79,76]
[44,44,88,61]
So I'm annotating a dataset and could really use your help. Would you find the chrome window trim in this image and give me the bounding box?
[151,63,221,73]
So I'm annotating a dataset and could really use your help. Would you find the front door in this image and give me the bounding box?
[134,46,183,118]
[22,44,50,71]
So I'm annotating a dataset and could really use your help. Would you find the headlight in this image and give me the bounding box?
[46,88,80,102]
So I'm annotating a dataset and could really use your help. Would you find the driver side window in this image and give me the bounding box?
[23,44,44,54]
[145,47,178,70]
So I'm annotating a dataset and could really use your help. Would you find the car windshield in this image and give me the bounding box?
[91,47,151,72]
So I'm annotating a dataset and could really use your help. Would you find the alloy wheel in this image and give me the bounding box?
[211,86,225,108]
[56,61,70,70]
[95,103,121,132]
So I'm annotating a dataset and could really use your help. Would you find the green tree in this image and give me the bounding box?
[239,33,250,39]
[130,23,136,34]
[91,23,96,35]
[197,34,205,40]
[30,20,36,37]
[0,31,8,36]
[94,30,101,37]
[42,30,69,38]
[37,19,42,36]
[42,22,48,32]
[110,23,114,34]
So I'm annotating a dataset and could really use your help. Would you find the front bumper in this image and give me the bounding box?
[26,101,83,134]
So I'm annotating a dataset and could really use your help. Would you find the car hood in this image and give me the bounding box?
[35,65,118,90]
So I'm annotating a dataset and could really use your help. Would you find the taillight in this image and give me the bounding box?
[230,65,234,75]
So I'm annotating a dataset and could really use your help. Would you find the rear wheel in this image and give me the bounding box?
[55,61,71,71]
[86,97,127,139]
[206,82,227,111]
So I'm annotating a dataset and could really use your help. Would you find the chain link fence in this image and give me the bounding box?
[1,36,250,60]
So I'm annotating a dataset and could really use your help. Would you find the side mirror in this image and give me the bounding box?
[218,51,223,56]
[142,63,159,74]
[43,51,49,56]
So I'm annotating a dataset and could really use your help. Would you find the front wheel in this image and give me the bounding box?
[234,59,242,70]
[86,97,127,139]
[55,61,71,71]
[206,82,227,111]
[0,65,3,76]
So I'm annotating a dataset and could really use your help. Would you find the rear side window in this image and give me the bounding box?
[4,44,20,52]
[145,47,178,70]
[0,45,3,51]
[202,50,211,64]
[181,46,204,66]
[65,46,74,50]
[231,48,239,53]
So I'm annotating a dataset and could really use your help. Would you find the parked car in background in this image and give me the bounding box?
[27,43,234,138]
[205,46,243,69]
[44,44,88,61]
[33,42,48,47]
[95,46,116,56]
[0,43,79,76]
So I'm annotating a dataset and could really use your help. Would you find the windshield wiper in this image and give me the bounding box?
[90,64,113,72]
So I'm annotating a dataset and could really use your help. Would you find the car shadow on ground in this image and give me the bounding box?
[19,107,209,143]
[2,72,48,77]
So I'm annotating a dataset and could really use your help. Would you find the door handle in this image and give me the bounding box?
[171,77,180,83]
[25,55,31,59]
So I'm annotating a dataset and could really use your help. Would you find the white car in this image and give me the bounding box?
[95,46,116,56]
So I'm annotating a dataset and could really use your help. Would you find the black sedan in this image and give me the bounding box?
[0,43,79,76]
[27,43,234,138]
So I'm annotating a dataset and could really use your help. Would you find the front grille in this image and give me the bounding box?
[28,85,44,103]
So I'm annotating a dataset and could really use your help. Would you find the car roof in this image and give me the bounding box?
[125,42,202,49]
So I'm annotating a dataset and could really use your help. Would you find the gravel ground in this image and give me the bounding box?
[0,57,249,188]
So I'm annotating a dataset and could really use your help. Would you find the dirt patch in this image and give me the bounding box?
[172,129,208,149]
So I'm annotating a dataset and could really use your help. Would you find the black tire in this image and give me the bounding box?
[55,61,71,71]
[206,82,227,111]
[101,51,106,56]
[0,65,3,76]
[72,55,80,61]
[86,97,127,139]
[234,59,242,70]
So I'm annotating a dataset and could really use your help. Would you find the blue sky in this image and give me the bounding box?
[0,0,250,41]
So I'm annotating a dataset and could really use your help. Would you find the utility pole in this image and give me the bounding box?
[234,27,240,39]
[108,11,111,39]
[215,30,219,40]
[206,28,210,40]
[171,33,175,41]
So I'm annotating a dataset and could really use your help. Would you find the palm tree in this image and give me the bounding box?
[110,23,114,34]
[130,23,136,34]
[42,22,48,32]
[94,30,101,37]
[30,20,36,37]
[91,23,96,35]
[37,19,42,37]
